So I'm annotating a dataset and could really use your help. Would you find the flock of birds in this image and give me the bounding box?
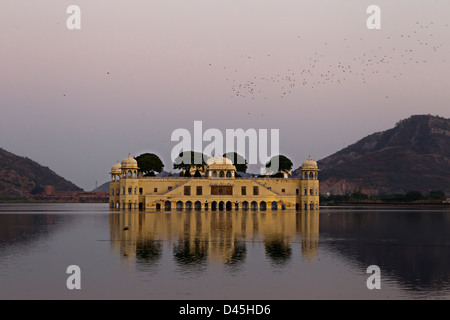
[213,21,448,101]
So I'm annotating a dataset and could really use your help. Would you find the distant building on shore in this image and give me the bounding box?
[33,187,108,203]
[109,155,319,211]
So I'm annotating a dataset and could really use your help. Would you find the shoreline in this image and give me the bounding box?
[320,202,449,208]
[0,200,108,204]
[0,200,448,208]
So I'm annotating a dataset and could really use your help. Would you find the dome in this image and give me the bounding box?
[301,156,318,170]
[206,156,234,166]
[121,154,138,169]
[111,161,122,173]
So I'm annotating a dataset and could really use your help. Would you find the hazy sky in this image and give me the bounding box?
[1,1,449,190]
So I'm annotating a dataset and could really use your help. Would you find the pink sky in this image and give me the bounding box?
[1,1,449,190]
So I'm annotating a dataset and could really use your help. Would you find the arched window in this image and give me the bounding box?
[260,201,266,211]
[226,171,232,178]
[212,171,218,178]
[219,171,225,178]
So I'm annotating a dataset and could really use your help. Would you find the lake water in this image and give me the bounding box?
[0,203,449,300]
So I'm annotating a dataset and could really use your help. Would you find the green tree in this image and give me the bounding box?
[135,153,164,176]
[30,185,45,195]
[194,169,202,177]
[269,172,285,178]
[393,194,407,202]
[428,190,445,200]
[405,190,424,202]
[223,152,248,173]
[173,151,208,172]
[352,187,369,200]
[265,155,293,175]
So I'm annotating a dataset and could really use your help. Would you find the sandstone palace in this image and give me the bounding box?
[109,155,319,211]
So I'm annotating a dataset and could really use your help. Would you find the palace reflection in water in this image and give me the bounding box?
[109,210,319,268]
[1,204,449,299]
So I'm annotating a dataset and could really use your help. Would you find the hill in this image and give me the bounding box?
[92,181,110,192]
[0,148,82,200]
[293,115,450,196]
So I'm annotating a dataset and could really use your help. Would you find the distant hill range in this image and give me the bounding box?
[293,115,450,196]
[0,148,82,200]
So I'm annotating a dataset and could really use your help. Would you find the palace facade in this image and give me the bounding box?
[109,155,319,211]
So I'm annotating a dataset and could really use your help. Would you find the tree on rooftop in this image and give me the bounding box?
[265,155,293,175]
[223,152,248,173]
[135,153,164,177]
[173,151,208,173]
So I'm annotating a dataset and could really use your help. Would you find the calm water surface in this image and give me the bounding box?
[0,203,449,300]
